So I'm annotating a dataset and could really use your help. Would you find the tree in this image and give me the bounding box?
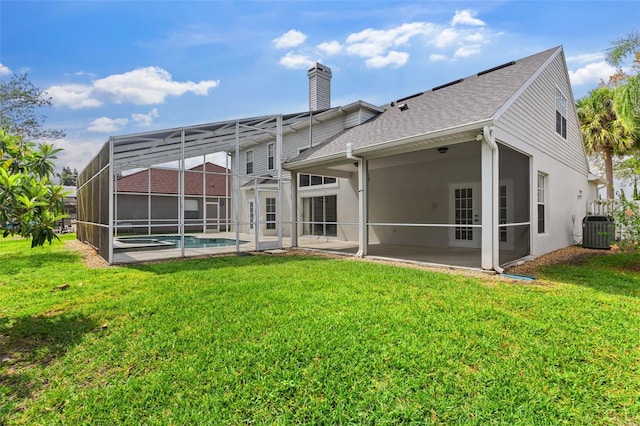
[0,73,65,140]
[0,129,68,247]
[577,86,637,199]
[606,32,640,67]
[59,166,78,186]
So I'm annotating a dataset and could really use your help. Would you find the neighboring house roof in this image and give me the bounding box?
[115,162,231,196]
[285,46,560,168]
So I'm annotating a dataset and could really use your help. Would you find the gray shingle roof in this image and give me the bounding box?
[286,46,560,165]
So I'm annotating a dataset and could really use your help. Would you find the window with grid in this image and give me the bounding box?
[555,87,567,139]
[265,197,276,230]
[499,185,508,242]
[537,173,546,234]
[245,149,253,175]
[454,187,473,241]
[299,174,337,188]
[267,143,274,170]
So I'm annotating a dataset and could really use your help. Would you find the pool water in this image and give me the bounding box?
[117,235,245,249]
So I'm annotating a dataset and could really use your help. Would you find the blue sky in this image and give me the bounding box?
[1,0,639,172]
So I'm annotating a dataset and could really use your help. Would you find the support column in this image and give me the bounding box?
[276,115,283,248]
[481,141,493,269]
[179,129,185,258]
[108,138,114,264]
[234,122,241,254]
[357,158,368,257]
[290,171,298,247]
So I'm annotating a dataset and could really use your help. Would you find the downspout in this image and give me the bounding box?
[482,126,504,274]
[346,143,366,257]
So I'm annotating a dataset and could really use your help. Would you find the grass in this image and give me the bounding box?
[1,235,638,424]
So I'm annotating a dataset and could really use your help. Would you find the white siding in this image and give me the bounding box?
[495,52,593,256]
[496,52,589,175]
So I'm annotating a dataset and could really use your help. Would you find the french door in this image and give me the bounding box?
[449,183,480,248]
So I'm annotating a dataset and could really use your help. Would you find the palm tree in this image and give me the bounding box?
[606,33,640,139]
[606,32,640,67]
[577,86,637,199]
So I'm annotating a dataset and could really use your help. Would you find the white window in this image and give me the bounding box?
[265,197,276,230]
[555,87,567,139]
[267,143,274,170]
[249,201,254,230]
[499,185,507,242]
[537,173,547,234]
[299,174,337,188]
[245,149,253,175]
[302,195,337,237]
[184,199,199,220]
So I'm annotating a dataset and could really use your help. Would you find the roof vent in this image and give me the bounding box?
[432,78,463,91]
[398,103,409,111]
[477,61,516,76]
[396,91,423,103]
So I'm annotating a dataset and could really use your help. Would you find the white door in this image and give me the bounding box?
[449,183,481,248]
[256,189,280,250]
[248,201,254,234]
[206,201,219,232]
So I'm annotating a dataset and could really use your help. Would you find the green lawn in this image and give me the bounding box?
[1,235,638,424]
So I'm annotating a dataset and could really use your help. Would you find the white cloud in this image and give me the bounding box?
[48,67,219,108]
[88,117,129,133]
[434,28,459,48]
[47,84,103,109]
[465,32,488,43]
[273,29,307,49]
[0,63,11,76]
[317,41,342,56]
[278,52,315,69]
[276,11,496,70]
[454,45,482,58]
[366,51,409,68]
[566,53,604,64]
[569,61,616,86]
[93,67,218,104]
[428,54,448,62]
[132,108,159,127]
[346,22,435,58]
[452,10,485,26]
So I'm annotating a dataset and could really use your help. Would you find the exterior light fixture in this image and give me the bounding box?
[438,147,448,154]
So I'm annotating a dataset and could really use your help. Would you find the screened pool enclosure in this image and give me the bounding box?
[77,114,300,264]
[78,110,531,269]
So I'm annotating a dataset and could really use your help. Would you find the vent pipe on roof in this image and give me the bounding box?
[308,63,332,111]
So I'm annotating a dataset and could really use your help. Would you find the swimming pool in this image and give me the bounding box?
[116,235,246,250]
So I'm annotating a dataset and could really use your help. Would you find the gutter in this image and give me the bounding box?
[347,143,366,258]
[482,126,504,274]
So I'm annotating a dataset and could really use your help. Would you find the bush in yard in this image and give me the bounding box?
[0,129,68,247]
[607,194,640,252]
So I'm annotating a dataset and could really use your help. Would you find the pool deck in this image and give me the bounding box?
[111,233,359,264]
[110,232,483,270]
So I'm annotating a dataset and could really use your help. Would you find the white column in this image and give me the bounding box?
[357,158,368,257]
[290,171,298,247]
[276,115,283,248]
[481,141,494,269]
[234,122,241,253]
[108,138,114,264]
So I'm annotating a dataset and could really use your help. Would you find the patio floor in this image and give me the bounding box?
[112,232,484,270]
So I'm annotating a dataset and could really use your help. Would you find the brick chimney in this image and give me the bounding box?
[307,63,332,111]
